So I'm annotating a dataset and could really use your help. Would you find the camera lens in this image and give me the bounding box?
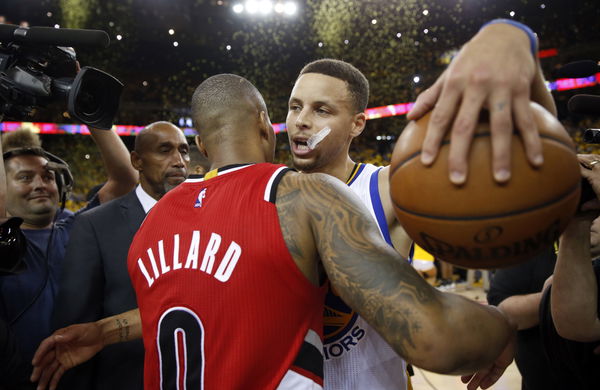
[75,82,105,116]
[68,67,123,129]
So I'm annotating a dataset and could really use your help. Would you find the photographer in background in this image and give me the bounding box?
[538,154,600,389]
[0,132,33,388]
[0,24,137,374]
[0,123,137,375]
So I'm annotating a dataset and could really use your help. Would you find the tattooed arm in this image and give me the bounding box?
[277,171,513,376]
[31,309,142,390]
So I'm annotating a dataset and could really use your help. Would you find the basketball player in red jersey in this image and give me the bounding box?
[32,73,515,390]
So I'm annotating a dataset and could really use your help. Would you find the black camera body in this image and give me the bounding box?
[0,24,123,129]
[0,217,27,276]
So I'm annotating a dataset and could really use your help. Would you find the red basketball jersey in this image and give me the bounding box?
[128,163,326,390]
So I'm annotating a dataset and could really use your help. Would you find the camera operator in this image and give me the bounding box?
[538,154,600,389]
[0,121,137,375]
[1,141,33,388]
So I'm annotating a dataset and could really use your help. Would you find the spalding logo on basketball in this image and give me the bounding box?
[389,102,581,269]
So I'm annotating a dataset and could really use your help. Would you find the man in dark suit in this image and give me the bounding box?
[52,121,190,389]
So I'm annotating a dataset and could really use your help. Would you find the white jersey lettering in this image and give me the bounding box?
[184,230,201,269]
[173,234,182,270]
[135,231,241,287]
[147,248,160,279]
[214,241,242,282]
[158,240,171,275]
[138,258,155,288]
[200,233,221,274]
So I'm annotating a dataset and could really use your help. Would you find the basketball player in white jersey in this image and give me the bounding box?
[287,58,413,390]
[286,19,557,389]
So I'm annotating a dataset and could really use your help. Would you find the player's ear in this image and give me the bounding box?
[130,151,142,171]
[258,111,273,141]
[195,135,208,158]
[350,111,366,138]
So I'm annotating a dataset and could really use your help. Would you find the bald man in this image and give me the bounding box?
[52,122,190,390]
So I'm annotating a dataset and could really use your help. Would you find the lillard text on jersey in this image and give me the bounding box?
[135,230,242,287]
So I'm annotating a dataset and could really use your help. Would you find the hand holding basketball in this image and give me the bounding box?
[390,102,580,269]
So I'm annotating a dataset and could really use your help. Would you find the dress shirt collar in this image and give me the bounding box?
[135,184,158,214]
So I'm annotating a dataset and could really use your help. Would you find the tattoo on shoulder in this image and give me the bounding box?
[276,175,306,260]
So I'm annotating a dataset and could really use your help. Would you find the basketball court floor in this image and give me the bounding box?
[410,284,522,390]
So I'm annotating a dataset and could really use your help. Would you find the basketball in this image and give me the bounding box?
[389,102,581,269]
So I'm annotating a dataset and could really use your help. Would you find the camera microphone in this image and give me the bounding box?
[568,94,600,116]
[0,24,110,48]
[554,60,599,79]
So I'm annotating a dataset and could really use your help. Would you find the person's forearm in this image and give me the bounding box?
[97,308,142,346]
[477,20,555,118]
[431,292,514,374]
[553,218,600,341]
[89,127,138,203]
[498,293,543,330]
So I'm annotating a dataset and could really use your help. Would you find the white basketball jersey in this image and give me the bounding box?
[323,163,408,390]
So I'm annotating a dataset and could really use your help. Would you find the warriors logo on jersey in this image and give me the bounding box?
[324,285,357,343]
[323,285,365,360]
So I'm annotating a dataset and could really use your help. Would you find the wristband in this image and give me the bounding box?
[481,19,537,56]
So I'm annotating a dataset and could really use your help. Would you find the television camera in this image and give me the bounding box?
[0,24,123,129]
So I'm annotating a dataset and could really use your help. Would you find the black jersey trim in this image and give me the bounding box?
[345,162,361,185]
[267,167,294,204]
[216,163,251,172]
[292,340,324,380]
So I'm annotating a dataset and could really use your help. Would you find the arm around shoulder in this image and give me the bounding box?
[298,172,514,374]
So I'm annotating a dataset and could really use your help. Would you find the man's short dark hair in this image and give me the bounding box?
[299,59,369,113]
[191,74,266,133]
